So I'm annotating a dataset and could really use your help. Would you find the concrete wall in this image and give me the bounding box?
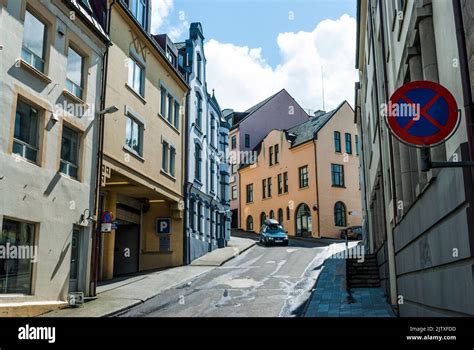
[0,0,105,307]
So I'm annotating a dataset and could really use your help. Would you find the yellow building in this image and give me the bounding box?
[239,101,362,238]
[99,1,188,280]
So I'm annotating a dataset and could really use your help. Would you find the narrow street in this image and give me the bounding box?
[118,235,340,317]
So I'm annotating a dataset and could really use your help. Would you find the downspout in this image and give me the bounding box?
[312,136,321,237]
[90,0,115,296]
[378,0,400,315]
[183,88,191,265]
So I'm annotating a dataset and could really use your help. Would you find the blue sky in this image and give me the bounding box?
[158,0,356,68]
[152,0,358,111]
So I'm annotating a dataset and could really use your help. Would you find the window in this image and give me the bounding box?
[189,199,195,230]
[174,101,180,129]
[60,126,80,179]
[66,47,84,99]
[166,49,176,67]
[334,131,341,152]
[267,177,272,197]
[331,164,345,187]
[0,219,35,294]
[269,210,275,219]
[274,144,279,164]
[355,135,359,156]
[286,206,290,220]
[22,10,46,72]
[299,166,309,188]
[197,202,202,233]
[278,208,284,224]
[260,212,266,228]
[211,116,216,145]
[246,184,253,203]
[196,93,202,129]
[125,115,143,156]
[160,87,166,117]
[167,94,173,124]
[334,202,347,227]
[161,141,176,177]
[197,53,202,81]
[283,172,289,193]
[195,144,202,181]
[13,100,39,163]
[278,174,283,195]
[246,216,254,231]
[262,179,267,199]
[128,55,144,96]
[244,134,250,148]
[232,185,238,200]
[345,133,352,154]
[210,159,215,190]
[269,146,274,166]
[231,136,236,149]
[129,0,146,27]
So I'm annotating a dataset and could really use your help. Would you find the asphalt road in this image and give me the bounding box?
[118,234,336,317]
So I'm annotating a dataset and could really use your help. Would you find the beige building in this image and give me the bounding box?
[0,0,108,315]
[98,1,188,281]
[239,101,361,238]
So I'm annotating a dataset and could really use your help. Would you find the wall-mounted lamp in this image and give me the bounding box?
[80,209,96,226]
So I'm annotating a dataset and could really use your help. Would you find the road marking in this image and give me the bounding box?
[286,248,298,253]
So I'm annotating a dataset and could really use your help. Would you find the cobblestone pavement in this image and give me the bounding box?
[304,258,395,317]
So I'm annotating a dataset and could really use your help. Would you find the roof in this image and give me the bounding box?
[229,89,286,129]
[286,101,348,148]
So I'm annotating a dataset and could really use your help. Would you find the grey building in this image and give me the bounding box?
[355,0,474,316]
[176,23,231,263]
[0,0,108,315]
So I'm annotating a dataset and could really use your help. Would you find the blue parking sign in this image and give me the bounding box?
[155,218,171,234]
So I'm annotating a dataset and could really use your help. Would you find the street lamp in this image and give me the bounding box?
[99,105,119,114]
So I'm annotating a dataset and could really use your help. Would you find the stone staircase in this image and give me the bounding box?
[346,254,381,288]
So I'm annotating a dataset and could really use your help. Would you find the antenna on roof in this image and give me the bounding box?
[321,66,325,111]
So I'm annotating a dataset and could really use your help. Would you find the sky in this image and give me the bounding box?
[150,0,358,112]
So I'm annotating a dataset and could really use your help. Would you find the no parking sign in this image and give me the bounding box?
[385,81,460,147]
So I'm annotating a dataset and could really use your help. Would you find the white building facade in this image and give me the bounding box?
[178,23,230,263]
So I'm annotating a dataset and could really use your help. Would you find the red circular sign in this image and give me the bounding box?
[387,81,459,147]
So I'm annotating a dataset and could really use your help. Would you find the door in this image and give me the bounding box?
[113,222,139,276]
[69,227,81,292]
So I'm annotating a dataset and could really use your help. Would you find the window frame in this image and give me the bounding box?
[334,131,341,153]
[299,165,309,188]
[345,133,352,154]
[331,163,345,187]
[124,114,144,157]
[59,124,81,180]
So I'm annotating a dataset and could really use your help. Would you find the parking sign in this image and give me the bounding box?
[155,218,171,235]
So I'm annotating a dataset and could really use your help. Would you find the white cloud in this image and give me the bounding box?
[205,14,357,112]
[151,0,174,34]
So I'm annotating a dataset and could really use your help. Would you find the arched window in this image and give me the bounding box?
[286,206,290,220]
[269,210,275,219]
[260,212,266,228]
[246,216,254,232]
[196,92,202,129]
[295,203,312,237]
[278,208,284,224]
[334,201,347,227]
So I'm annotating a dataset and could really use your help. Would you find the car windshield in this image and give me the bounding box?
[265,224,284,233]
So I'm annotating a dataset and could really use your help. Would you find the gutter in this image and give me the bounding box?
[312,137,321,237]
[183,89,191,265]
[90,0,116,297]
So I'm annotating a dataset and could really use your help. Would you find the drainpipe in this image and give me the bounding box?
[90,0,115,297]
[183,88,191,265]
[312,136,321,237]
[378,0,400,315]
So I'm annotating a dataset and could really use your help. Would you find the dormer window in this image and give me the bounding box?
[128,0,146,28]
[166,48,176,67]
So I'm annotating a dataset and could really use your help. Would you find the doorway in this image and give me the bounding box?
[69,227,81,292]
[113,221,139,276]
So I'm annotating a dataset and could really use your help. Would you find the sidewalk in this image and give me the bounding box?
[41,236,256,317]
[303,257,395,317]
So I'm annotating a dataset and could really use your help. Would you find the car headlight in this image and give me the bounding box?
[268,237,274,240]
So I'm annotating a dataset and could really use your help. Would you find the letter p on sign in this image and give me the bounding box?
[156,218,171,234]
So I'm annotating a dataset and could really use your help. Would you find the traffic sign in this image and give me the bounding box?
[155,218,171,235]
[386,81,459,147]
[101,211,113,224]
